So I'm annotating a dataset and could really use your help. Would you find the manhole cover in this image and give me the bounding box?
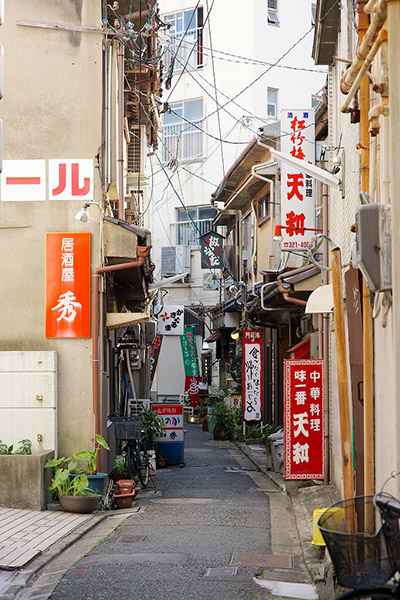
[233,553,294,569]
[205,567,238,577]
[118,536,146,543]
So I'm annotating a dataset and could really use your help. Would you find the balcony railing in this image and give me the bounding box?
[164,27,204,73]
[173,219,216,247]
[162,121,203,162]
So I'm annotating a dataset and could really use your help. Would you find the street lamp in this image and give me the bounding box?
[273,224,323,242]
[74,201,102,223]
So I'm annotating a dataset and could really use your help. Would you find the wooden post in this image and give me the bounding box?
[331,249,356,507]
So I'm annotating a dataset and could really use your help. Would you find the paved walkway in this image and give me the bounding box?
[0,508,93,569]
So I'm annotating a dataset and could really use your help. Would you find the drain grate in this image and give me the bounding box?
[118,536,146,543]
[233,553,294,569]
[205,566,238,577]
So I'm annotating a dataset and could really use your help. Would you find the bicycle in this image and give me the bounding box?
[317,472,400,599]
[110,414,152,488]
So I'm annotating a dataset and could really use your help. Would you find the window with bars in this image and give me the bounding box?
[184,309,203,335]
[267,0,280,25]
[163,99,204,162]
[257,189,271,225]
[175,206,217,246]
[164,7,204,73]
[267,87,278,119]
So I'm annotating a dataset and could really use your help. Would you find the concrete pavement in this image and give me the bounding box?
[0,424,338,599]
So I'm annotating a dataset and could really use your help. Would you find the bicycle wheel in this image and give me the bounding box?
[126,444,135,480]
[137,443,150,487]
[336,581,399,600]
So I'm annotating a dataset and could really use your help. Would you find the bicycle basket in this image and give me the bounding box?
[318,495,397,590]
[112,416,143,441]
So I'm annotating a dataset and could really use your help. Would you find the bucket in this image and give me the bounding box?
[312,507,345,546]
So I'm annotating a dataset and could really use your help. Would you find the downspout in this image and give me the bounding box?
[277,266,310,307]
[322,183,330,483]
[92,245,151,443]
[387,0,400,491]
[117,40,125,220]
[251,164,275,269]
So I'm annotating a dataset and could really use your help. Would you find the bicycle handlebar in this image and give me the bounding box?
[375,494,400,519]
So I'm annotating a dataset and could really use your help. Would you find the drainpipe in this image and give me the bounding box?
[92,246,151,445]
[276,266,311,307]
[251,164,275,269]
[387,0,400,491]
[340,0,387,94]
[322,184,330,483]
[117,40,125,220]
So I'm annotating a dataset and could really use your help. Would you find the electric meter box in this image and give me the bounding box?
[355,203,392,292]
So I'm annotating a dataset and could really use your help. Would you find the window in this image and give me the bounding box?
[241,211,255,282]
[163,99,203,162]
[267,87,278,119]
[267,0,280,26]
[175,206,217,246]
[164,7,204,73]
[257,189,271,224]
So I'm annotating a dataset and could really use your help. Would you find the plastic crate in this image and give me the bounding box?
[113,417,143,440]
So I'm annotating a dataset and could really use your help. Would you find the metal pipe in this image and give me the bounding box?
[388,0,400,493]
[251,164,275,269]
[117,40,125,220]
[107,43,112,187]
[365,0,379,11]
[341,0,387,94]
[341,37,383,112]
[321,183,330,484]
[103,40,108,188]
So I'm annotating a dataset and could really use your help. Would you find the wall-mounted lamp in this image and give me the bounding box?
[231,329,240,340]
[74,202,102,223]
[273,225,323,242]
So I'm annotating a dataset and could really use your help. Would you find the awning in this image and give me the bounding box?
[204,331,222,343]
[106,312,150,330]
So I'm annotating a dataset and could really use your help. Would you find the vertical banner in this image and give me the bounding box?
[149,334,163,383]
[184,375,202,409]
[243,329,263,421]
[157,305,184,335]
[200,230,224,269]
[284,359,324,480]
[180,325,200,376]
[45,232,91,338]
[281,108,315,251]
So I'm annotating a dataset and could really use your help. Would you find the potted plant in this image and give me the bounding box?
[110,454,128,482]
[210,400,230,440]
[141,406,164,449]
[45,459,101,513]
[156,450,167,468]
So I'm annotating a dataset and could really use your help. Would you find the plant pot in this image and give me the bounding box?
[59,494,101,513]
[156,457,167,468]
[113,491,136,509]
[202,415,208,431]
[70,472,108,495]
[213,428,228,441]
[116,479,134,494]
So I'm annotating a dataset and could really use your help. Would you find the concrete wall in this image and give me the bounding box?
[0,450,54,511]
[0,1,103,455]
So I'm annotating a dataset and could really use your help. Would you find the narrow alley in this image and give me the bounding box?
[16,425,316,600]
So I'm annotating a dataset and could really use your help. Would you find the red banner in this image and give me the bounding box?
[45,233,91,338]
[243,329,263,421]
[184,375,202,409]
[284,360,324,479]
[149,335,163,383]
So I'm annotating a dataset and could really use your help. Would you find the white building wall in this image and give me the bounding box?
[152,0,326,397]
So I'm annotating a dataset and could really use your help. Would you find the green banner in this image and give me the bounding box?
[180,325,200,376]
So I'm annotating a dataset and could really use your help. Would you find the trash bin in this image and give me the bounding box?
[268,429,284,473]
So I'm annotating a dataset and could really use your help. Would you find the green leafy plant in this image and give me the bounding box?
[73,434,110,475]
[110,454,127,477]
[45,460,95,497]
[141,406,163,447]
[210,400,230,431]
[0,439,33,455]
[225,400,243,440]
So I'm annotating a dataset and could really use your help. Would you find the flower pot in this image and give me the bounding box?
[116,479,134,494]
[59,494,101,514]
[113,490,136,509]
[156,457,167,468]
[70,472,108,495]
[213,428,228,441]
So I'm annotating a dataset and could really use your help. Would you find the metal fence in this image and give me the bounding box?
[162,121,203,162]
[173,219,215,246]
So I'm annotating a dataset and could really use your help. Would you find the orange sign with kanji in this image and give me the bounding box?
[45,233,91,338]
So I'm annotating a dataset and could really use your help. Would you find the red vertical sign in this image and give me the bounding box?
[149,335,163,383]
[243,329,263,422]
[284,360,324,479]
[45,232,91,338]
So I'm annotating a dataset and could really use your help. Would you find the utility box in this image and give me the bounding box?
[355,204,392,292]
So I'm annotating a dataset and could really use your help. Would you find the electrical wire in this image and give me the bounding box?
[164,1,201,89]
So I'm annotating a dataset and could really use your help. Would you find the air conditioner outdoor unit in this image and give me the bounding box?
[126,125,147,183]
[161,245,191,278]
[355,203,392,292]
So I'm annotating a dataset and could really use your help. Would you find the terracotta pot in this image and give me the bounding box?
[213,428,228,441]
[156,457,167,468]
[113,491,136,509]
[116,479,134,494]
[59,494,101,514]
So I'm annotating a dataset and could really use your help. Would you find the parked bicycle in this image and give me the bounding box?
[109,414,151,488]
[317,472,400,600]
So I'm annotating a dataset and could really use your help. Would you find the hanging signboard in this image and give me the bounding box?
[184,375,202,409]
[45,232,91,338]
[280,108,315,251]
[180,325,200,376]
[157,305,184,335]
[203,273,219,291]
[284,359,324,480]
[152,404,184,442]
[200,230,224,269]
[243,329,263,422]
[149,334,163,383]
